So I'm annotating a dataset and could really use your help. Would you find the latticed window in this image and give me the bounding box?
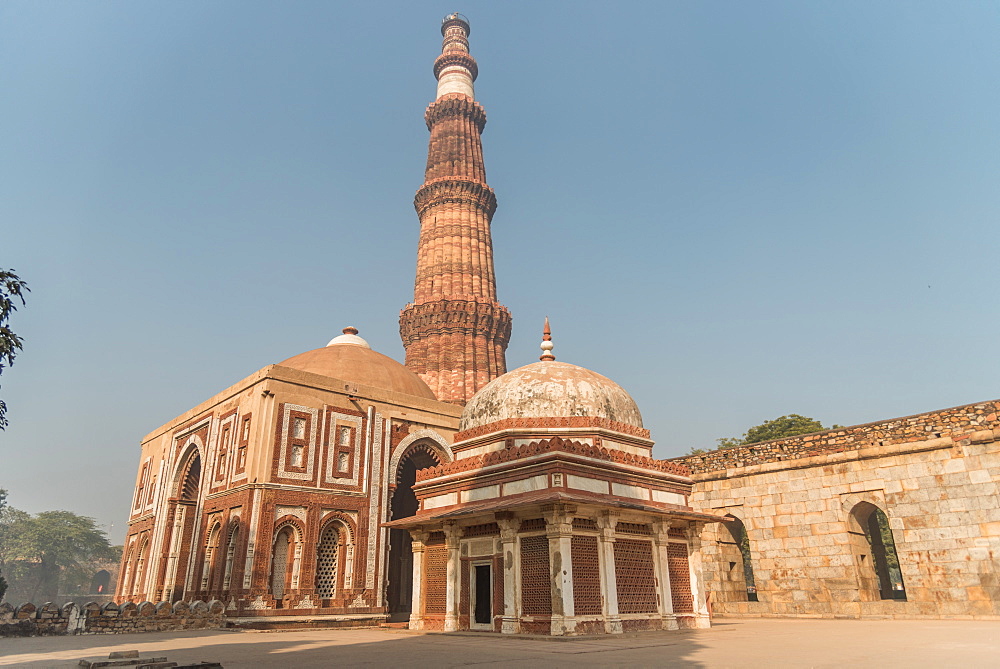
[424,533,448,614]
[571,535,602,615]
[614,538,658,613]
[271,530,291,599]
[315,525,339,598]
[667,542,694,613]
[520,535,551,615]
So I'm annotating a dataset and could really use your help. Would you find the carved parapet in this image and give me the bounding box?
[415,435,689,482]
[414,178,497,217]
[400,299,511,345]
[455,416,651,441]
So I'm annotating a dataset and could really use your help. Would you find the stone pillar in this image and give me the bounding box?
[408,529,429,631]
[543,505,576,636]
[496,514,520,634]
[652,520,678,631]
[443,522,461,632]
[597,511,622,634]
[686,522,711,629]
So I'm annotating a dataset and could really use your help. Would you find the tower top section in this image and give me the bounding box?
[441,13,470,36]
[435,13,477,99]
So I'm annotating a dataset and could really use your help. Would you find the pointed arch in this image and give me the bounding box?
[133,535,150,598]
[720,515,757,602]
[120,542,136,601]
[847,501,906,601]
[222,519,241,591]
[388,429,453,483]
[160,440,206,602]
[270,517,305,605]
[386,430,452,621]
[201,519,224,593]
[172,438,205,500]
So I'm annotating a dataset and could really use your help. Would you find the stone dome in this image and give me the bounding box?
[278,328,436,400]
[459,360,644,431]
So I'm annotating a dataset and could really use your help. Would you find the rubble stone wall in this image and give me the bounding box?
[0,600,226,637]
[680,401,1000,619]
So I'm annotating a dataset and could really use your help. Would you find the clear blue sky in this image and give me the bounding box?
[2,1,998,543]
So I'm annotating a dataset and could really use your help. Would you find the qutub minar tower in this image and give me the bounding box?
[399,13,512,404]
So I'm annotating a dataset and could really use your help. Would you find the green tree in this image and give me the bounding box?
[689,414,841,455]
[0,268,30,430]
[0,505,114,603]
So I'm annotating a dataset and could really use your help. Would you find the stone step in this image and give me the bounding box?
[226,614,385,631]
[78,658,168,668]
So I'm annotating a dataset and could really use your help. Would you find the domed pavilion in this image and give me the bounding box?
[386,322,724,635]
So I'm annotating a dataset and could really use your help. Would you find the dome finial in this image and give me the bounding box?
[540,317,555,361]
[327,326,370,349]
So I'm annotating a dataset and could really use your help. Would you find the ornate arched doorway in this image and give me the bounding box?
[387,440,444,621]
[164,448,201,601]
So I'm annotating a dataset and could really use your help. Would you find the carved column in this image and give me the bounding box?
[408,529,429,630]
[686,522,711,629]
[543,505,576,636]
[443,522,461,631]
[652,520,678,631]
[496,514,520,634]
[597,511,622,634]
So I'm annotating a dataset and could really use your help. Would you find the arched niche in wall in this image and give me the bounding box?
[847,501,906,601]
[718,515,758,602]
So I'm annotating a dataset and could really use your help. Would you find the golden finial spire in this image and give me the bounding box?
[540,317,555,361]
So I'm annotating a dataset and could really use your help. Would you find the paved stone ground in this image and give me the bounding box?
[1,618,998,668]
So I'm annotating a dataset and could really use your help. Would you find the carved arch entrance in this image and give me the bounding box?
[386,432,452,621]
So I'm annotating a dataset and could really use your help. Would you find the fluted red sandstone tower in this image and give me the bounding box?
[400,14,512,405]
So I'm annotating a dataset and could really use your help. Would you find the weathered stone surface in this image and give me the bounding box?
[684,400,1000,619]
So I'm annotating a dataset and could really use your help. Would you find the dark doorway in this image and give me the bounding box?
[849,502,907,601]
[723,516,758,602]
[866,507,907,600]
[90,570,111,595]
[474,564,491,625]
[387,446,439,621]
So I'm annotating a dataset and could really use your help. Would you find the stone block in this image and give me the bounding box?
[969,469,992,484]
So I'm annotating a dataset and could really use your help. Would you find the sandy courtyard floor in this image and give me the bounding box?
[1,618,998,668]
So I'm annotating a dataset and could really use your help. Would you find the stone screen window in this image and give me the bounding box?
[235,415,251,475]
[332,424,354,477]
[285,413,311,472]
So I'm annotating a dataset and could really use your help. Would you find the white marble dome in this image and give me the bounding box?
[459,360,644,431]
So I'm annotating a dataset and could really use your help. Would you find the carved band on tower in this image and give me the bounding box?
[400,14,512,405]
